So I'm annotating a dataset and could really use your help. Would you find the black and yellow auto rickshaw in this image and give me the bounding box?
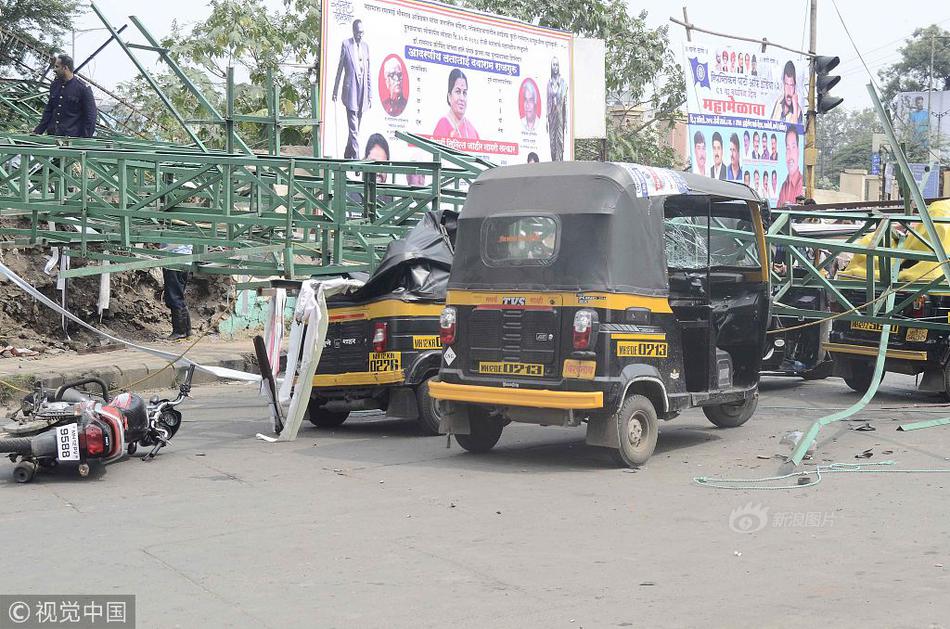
[308,210,457,434]
[428,162,770,466]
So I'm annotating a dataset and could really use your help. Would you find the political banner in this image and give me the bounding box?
[320,0,574,170]
[891,90,950,160]
[683,41,808,207]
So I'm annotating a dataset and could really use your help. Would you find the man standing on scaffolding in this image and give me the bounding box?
[33,55,97,138]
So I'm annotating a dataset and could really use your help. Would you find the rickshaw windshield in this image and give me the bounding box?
[481,214,559,266]
[664,197,761,270]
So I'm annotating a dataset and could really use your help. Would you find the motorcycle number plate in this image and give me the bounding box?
[56,423,80,461]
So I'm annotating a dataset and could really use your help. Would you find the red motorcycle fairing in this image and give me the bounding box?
[95,406,127,461]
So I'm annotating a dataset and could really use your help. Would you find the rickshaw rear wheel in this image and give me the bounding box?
[415,377,444,436]
[703,394,758,428]
[609,395,658,468]
[843,361,882,394]
[454,406,504,453]
[307,399,350,428]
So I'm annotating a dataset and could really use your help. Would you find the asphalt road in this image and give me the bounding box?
[1,373,949,628]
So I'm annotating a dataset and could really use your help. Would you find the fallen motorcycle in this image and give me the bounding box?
[0,365,194,483]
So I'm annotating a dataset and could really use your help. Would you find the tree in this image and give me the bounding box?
[816,108,884,188]
[879,24,950,103]
[109,0,321,150]
[451,0,685,166]
[0,0,83,75]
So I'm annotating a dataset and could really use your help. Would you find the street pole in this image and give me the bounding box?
[805,0,817,198]
[930,32,935,149]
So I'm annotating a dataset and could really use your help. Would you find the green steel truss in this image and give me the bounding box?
[0,131,491,278]
[767,203,950,334]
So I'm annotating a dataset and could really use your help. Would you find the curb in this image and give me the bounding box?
[1,352,259,400]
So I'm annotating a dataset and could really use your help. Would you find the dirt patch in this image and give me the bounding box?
[0,237,232,354]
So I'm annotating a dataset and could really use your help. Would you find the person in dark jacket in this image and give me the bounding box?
[33,54,97,138]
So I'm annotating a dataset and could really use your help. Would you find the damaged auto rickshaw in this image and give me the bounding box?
[308,209,457,434]
[429,162,770,466]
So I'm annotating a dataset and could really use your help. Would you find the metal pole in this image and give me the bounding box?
[930,32,935,150]
[226,66,235,154]
[805,0,817,198]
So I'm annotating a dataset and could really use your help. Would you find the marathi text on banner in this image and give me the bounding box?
[320,0,574,169]
[683,41,808,207]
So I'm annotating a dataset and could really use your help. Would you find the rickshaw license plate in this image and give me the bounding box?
[850,321,898,334]
[906,328,928,342]
[616,341,668,358]
[412,335,442,350]
[368,352,402,371]
[562,359,596,380]
[478,361,544,376]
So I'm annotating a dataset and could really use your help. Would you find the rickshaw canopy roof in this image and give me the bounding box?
[451,162,761,296]
[462,161,759,219]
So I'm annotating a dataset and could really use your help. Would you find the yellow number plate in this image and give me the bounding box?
[562,359,596,380]
[412,335,442,350]
[478,362,544,376]
[368,352,402,372]
[616,341,669,358]
[906,327,928,342]
[850,321,899,334]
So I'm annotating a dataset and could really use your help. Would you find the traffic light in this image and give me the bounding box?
[814,55,843,114]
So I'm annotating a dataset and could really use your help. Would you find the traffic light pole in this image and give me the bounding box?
[805,0,818,199]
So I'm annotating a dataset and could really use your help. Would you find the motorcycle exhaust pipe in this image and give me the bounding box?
[0,437,33,455]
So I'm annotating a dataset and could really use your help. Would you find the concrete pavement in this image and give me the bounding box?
[1,374,949,628]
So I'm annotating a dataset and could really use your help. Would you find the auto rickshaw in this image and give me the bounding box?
[825,200,950,398]
[308,210,457,434]
[428,162,770,467]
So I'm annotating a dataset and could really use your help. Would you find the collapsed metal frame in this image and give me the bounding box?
[0,2,495,280]
[0,131,491,278]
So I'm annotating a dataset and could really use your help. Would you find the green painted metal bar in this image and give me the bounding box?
[90,2,207,151]
[59,244,282,278]
[897,417,950,431]
[869,83,950,289]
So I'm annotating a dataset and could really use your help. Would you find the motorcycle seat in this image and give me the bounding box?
[109,393,149,434]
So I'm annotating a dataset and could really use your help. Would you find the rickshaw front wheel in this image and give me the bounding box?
[454,406,504,453]
[609,395,659,468]
[703,394,758,428]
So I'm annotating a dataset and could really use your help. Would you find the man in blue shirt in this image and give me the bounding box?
[33,54,97,138]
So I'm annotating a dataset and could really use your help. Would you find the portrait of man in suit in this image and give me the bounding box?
[381,55,407,117]
[333,19,373,159]
[709,132,727,180]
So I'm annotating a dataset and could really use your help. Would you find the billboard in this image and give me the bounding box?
[892,90,950,159]
[682,41,808,207]
[320,0,574,168]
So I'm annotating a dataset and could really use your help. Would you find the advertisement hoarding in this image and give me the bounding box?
[320,0,574,169]
[891,90,950,160]
[683,41,808,207]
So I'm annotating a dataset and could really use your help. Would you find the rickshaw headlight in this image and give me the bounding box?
[440,307,457,345]
[573,309,596,350]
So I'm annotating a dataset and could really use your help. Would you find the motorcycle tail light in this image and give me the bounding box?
[372,322,388,353]
[83,423,104,456]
